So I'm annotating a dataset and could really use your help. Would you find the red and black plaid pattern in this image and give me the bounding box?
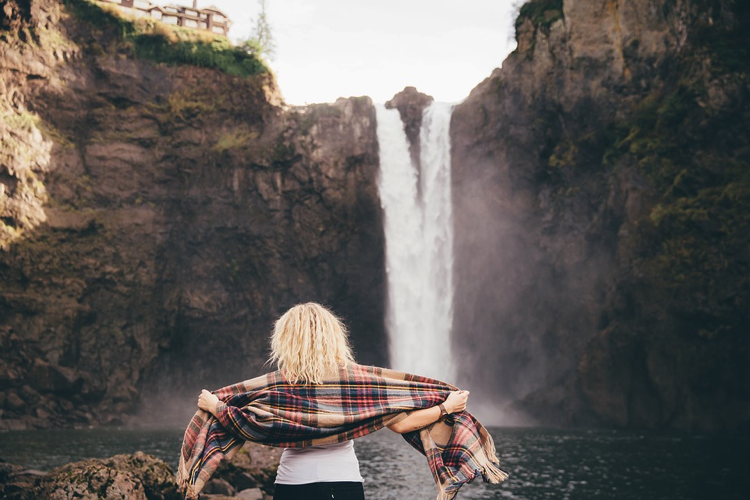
[176,364,508,499]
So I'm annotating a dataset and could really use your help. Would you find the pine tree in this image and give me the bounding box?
[241,0,276,60]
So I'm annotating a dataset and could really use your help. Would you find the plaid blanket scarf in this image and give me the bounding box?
[176,363,508,499]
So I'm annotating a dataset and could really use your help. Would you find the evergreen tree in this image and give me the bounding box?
[241,0,276,60]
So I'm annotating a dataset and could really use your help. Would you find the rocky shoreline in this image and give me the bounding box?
[0,442,280,500]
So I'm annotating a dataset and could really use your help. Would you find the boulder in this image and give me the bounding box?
[4,391,24,411]
[0,459,47,500]
[212,442,281,497]
[38,452,180,500]
[237,488,264,499]
[202,478,235,496]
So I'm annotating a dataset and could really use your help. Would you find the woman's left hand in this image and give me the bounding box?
[198,389,220,415]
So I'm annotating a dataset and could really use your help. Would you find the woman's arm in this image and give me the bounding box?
[387,390,469,434]
[199,387,469,435]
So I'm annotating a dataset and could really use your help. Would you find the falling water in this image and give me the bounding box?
[375,102,455,382]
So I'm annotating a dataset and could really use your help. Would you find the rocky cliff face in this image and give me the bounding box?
[0,0,385,428]
[2,0,747,433]
[451,0,750,430]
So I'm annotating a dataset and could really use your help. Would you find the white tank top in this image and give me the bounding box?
[274,440,364,484]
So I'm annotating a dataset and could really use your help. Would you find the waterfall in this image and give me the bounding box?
[375,102,455,382]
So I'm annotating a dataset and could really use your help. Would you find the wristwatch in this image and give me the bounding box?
[438,403,449,420]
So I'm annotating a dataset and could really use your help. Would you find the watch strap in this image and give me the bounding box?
[438,403,448,419]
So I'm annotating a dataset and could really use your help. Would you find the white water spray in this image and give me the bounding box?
[375,102,455,382]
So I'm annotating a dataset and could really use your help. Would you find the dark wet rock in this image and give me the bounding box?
[385,86,434,168]
[28,359,84,396]
[213,442,281,498]
[4,392,24,411]
[203,478,236,495]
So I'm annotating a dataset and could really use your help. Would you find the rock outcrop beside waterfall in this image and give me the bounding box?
[451,0,750,430]
[0,0,385,429]
[385,87,433,169]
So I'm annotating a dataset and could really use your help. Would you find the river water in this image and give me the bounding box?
[1,426,746,499]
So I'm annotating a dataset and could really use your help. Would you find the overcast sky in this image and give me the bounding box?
[157,1,520,105]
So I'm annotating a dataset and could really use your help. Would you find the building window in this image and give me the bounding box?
[200,22,207,29]
[184,19,198,28]
[134,0,149,8]
[212,25,224,34]
[212,14,225,22]
[165,7,179,13]
[151,10,162,20]
[185,9,198,17]
[162,15,178,24]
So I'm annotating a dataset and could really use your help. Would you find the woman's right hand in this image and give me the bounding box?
[198,389,220,416]
[443,390,470,414]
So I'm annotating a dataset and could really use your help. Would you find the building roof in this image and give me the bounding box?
[203,5,230,17]
[156,2,230,18]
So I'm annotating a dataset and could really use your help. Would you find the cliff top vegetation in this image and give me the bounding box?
[66,0,267,77]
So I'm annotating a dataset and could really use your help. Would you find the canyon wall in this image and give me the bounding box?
[0,0,386,428]
[451,0,750,430]
[2,0,748,432]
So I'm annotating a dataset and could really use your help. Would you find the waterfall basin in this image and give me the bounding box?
[0,426,746,499]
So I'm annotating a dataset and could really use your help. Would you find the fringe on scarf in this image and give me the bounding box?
[176,456,200,500]
[480,430,509,483]
[482,462,510,483]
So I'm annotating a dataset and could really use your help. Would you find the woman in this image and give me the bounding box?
[196,302,470,500]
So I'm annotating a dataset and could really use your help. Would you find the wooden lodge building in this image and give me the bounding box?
[97,0,232,36]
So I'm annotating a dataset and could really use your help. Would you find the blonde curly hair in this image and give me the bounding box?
[269,302,355,384]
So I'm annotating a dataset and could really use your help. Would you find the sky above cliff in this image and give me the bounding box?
[166,0,519,105]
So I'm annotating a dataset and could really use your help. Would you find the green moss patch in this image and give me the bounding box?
[606,64,749,339]
[213,126,260,153]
